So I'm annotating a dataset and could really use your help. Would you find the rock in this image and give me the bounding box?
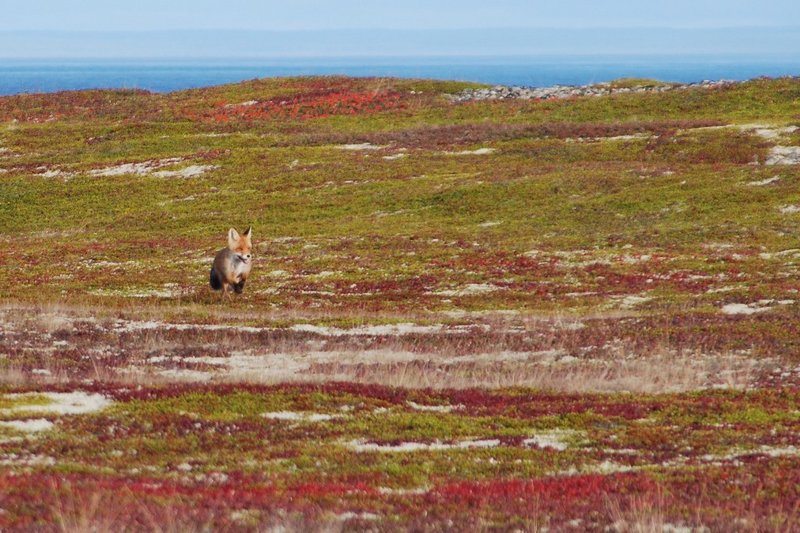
[767,146,800,166]
[446,77,764,103]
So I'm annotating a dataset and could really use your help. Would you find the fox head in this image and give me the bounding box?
[227,226,253,263]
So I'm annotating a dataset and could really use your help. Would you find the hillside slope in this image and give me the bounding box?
[1,76,800,530]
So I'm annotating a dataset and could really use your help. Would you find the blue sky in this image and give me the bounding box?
[0,1,797,58]
[2,0,799,30]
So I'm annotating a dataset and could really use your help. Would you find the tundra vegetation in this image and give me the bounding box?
[1,75,800,530]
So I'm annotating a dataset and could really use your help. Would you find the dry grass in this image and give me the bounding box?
[0,308,770,392]
[49,487,198,533]
[47,485,346,533]
[298,352,763,392]
[0,303,780,392]
[605,488,668,533]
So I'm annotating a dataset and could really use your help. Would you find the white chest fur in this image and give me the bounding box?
[234,257,252,280]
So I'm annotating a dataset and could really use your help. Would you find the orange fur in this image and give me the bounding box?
[211,227,253,298]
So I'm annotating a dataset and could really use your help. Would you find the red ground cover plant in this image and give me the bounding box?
[1,383,800,530]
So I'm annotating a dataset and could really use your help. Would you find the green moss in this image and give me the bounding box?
[604,78,676,89]
[2,76,800,333]
[0,394,53,411]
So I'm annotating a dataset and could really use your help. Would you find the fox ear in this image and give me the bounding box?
[227,228,240,248]
[243,226,252,239]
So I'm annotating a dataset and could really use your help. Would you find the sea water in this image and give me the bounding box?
[1,55,798,95]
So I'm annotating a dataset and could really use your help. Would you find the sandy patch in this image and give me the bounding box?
[619,254,652,264]
[336,512,380,522]
[591,460,637,474]
[747,176,781,186]
[721,303,770,315]
[337,143,383,151]
[114,320,267,334]
[443,147,496,156]
[700,445,800,464]
[0,453,56,466]
[0,419,55,433]
[568,133,653,143]
[225,100,259,108]
[38,169,75,179]
[88,157,185,177]
[432,284,499,297]
[523,429,581,451]
[121,347,768,392]
[0,392,111,435]
[136,349,561,384]
[759,249,800,260]
[406,401,463,413]
[767,146,800,165]
[611,294,653,309]
[88,158,216,179]
[2,392,111,416]
[289,323,447,336]
[377,486,429,495]
[739,124,799,140]
[262,411,340,422]
[605,133,652,141]
[152,165,216,178]
[346,438,501,452]
[721,300,793,315]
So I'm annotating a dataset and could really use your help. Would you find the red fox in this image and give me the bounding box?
[209,227,252,297]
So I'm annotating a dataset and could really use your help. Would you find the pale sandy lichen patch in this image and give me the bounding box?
[0,419,54,433]
[767,146,800,165]
[433,284,499,297]
[406,401,463,413]
[2,392,111,416]
[289,323,447,336]
[262,411,340,422]
[336,512,380,522]
[611,294,653,309]
[225,100,259,108]
[337,143,383,151]
[88,157,185,177]
[442,147,496,155]
[152,164,216,178]
[747,176,781,186]
[346,439,501,452]
[524,429,583,451]
[721,300,793,315]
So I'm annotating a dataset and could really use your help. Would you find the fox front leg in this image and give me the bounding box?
[221,283,233,301]
[233,279,246,294]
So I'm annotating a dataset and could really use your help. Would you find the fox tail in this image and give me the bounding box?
[209,267,222,290]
